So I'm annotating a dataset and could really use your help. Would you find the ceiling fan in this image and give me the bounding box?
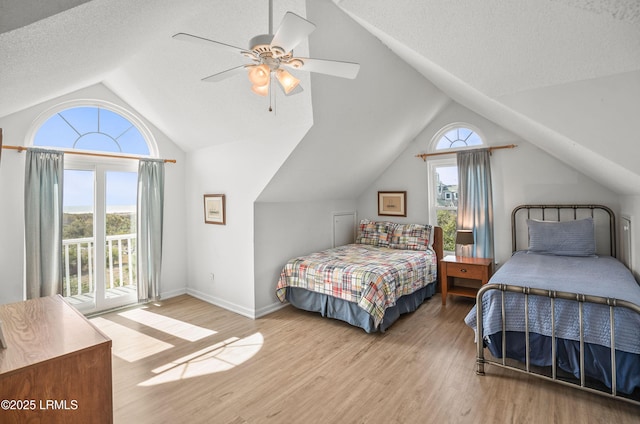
[172,0,360,102]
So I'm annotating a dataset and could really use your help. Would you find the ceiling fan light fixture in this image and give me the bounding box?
[174,6,360,109]
[248,64,270,86]
[270,45,286,57]
[276,69,299,94]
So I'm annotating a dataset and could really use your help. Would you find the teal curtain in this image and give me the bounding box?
[456,149,494,258]
[137,159,165,302]
[24,148,64,299]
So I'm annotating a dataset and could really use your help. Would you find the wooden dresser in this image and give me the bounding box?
[0,295,112,423]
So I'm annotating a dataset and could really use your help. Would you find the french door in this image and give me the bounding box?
[62,161,138,313]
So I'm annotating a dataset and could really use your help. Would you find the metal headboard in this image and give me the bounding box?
[511,204,616,257]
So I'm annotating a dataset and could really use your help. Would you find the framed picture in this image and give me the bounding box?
[204,194,226,225]
[378,191,406,217]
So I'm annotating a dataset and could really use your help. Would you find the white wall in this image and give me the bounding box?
[621,194,640,281]
[0,83,188,305]
[257,0,449,203]
[358,102,622,268]
[184,124,311,318]
[251,0,450,314]
[253,199,357,315]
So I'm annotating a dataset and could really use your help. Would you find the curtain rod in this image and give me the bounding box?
[415,143,517,161]
[1,144,177,164]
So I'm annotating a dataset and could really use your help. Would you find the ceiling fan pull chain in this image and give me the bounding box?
[269,74,274,112]
[272,83,277,114]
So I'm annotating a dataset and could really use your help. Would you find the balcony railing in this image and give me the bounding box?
[63,233,137,298]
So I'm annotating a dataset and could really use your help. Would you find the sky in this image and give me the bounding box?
[35,106,150,155]
[64,170,138,213]
[437,165,458,185]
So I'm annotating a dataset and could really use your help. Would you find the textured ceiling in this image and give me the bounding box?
[337,0,640,98]
[1,0,639,158]
[0,0,313,150]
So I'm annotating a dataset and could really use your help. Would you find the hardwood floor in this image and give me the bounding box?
[93,294,640,423]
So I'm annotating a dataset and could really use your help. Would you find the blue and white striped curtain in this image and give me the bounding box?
[137,159,165,302]
[24,148,64,299]
[457,149,494,258]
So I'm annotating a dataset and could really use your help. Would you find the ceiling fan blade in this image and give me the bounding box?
[173,33,249,56]
[284,58,360,79]
[270,12,316,56]
[201,65,248,83]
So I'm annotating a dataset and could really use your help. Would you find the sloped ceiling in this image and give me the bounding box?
[0,0,313,150]
[1,0,639,194]
[257,0,450,202]
[335,0,640,194]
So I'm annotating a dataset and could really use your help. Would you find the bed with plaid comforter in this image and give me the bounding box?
[276,244,438,328]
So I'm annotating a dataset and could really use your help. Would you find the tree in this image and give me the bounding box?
[437,209,457,252]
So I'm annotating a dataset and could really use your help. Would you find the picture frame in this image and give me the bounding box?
[204,194,226,225]
[378,191,406,217]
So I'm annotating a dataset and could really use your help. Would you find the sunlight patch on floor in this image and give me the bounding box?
[118,308,217,342]
[138,332,264,386]
[91,317,174,362]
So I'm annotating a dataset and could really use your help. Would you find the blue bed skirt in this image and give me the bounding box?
[285,281,437,333]
[486,331,640,395]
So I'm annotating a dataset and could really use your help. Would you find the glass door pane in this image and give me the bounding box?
[104,171,138,306]
[434,165,458,252]
[62,169,96,309]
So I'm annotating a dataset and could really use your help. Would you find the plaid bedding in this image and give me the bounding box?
[276,244,438,327]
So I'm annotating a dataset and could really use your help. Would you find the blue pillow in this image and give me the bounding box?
[527,218,596,257]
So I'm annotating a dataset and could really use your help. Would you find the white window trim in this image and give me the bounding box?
[427,157,457,227]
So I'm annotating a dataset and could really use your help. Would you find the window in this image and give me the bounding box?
[31,101,156,313]
[428,124,484,252]
[33,104,152,155]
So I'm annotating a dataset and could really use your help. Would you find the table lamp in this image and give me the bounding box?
[456,229,474,257]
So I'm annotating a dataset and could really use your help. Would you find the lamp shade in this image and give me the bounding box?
[456,230,474,245]
[251,82,269,97]
[248,64,270,86]
[276,69,300,94]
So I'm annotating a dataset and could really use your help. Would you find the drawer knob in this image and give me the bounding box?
[460,268,467,273]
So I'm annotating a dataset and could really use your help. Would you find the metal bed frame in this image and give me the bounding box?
[475,204,640,406]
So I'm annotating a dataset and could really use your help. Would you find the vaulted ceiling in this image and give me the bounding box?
[1,0,639,194]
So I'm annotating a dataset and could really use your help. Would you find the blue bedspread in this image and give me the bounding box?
[465,251,640,354]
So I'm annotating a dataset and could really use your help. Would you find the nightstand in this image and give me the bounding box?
[440,255,494,305]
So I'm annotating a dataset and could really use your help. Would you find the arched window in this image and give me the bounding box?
[30,101,156,314]
[32,102,155,156]
[434,124,483,151]
[428,124,484,252]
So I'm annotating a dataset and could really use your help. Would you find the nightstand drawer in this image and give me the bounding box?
[446,263,484,279]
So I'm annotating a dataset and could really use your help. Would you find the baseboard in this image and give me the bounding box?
[255,301,288,318]
[186,288,255,319]
[160,287,188,300]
